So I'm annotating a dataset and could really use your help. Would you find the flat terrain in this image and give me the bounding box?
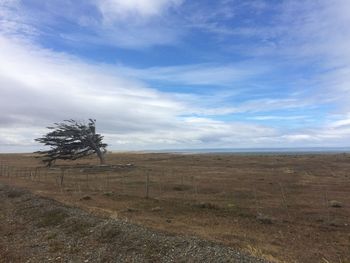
[0,183,264,262]
[0,153,349,262]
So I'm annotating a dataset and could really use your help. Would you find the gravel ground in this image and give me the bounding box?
[0,183,267,263]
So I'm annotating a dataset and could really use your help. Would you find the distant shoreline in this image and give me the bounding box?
[116,147,350,155]
[2,147,350,155]
[107,147,350,155]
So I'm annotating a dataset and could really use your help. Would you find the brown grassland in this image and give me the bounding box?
[0,152,349,262]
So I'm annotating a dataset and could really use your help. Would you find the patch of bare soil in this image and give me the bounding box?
[0,183,266,263]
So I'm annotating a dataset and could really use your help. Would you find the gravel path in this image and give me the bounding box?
[0,183,267,263]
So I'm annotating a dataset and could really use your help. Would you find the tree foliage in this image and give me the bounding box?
[35,119,107,166]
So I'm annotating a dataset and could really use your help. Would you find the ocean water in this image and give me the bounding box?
[145,147,350,155]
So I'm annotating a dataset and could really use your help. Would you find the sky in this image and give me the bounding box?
[0,0,350,152]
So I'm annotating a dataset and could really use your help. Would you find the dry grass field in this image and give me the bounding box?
[0,152,349,262]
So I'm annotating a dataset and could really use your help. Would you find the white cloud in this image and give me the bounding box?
[117,62,267,86]
[249,115,309,121]
[0,0,185,49]
[330,118,350,128]
[0,35,280,151]
[0,35,182,127]
[94,0,185,48]
[97,0,183,20]
[219,0,350,121]
[0,0,38,38]
[275,114,350,145]
[1,1,350,151]
[103,117,278,150]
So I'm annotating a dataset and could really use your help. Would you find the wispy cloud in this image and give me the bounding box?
[0,35,280,151]
[90,0,186,48]
[0,0,185,49]
[96,0,183,20]
[0,0,38,38]
[249,115,309,121]
[116,62,267,86]
[1,0,350,151]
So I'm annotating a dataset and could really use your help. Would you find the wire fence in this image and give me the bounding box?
[0,162,348,225]
[0,164,202,199]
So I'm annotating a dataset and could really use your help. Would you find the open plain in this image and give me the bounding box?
[0,152,349,262]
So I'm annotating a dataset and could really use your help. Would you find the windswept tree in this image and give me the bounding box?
[35,119,107,166]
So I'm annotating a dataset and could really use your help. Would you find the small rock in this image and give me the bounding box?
[329,200,342,208]
[194,202,219,210]
[328,220,343,227]
[166,219,172,223]
[7,190,23,198]
[126,207,138,212]
[80,196,92,201]
[256,213,273,224]
[151,206,162,212]
[103,192,113,197]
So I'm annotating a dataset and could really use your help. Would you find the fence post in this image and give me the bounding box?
[279,183,291,221]
[193,176,198,197]
[146,172,150,198]
[37,167,40,182]
[86,173,89,189]
[30,169,33,181]
[105,173,109,191]
[323,186,331,224]
[121,175,125,194]
[158,171,163,196]
[253,186,260,217]
[60,169,65,187]
[33,168,37,181]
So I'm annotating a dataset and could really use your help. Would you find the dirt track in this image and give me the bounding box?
[0,182,266,263]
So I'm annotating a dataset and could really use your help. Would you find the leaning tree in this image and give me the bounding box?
[35,119,107,166]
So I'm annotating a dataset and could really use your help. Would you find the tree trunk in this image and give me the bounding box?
[96,148,105,165]
[87,136,106,165]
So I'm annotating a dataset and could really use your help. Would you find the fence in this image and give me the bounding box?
[0,164,203,200]
[0,162,348,225]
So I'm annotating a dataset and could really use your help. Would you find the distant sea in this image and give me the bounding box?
[144,147,350,155]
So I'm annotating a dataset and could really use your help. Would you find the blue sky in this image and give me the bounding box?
[0,0,350,152]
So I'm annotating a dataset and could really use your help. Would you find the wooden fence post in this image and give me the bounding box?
[37,167,40,182]
[121,175,125,194]
[323,186,331,224]
[158,171,163,196]
[86,173,89,189]
[279,183,291,221]
[146,172,150,198]
[60,169,65,187]
[193,176,198,197]
[253,186,260,216]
